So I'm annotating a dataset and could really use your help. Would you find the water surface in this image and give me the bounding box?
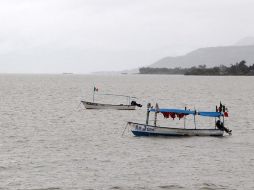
[0,74,253,190]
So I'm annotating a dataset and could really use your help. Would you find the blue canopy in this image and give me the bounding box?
[198,111,223,117]
[149,108,223,117]
[149,108,195,115]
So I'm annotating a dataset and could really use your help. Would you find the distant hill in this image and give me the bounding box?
[150,45,254,68]
[235,37,254,46]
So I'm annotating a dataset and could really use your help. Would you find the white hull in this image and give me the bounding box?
[81,101,136,110]
[128,122,224,136]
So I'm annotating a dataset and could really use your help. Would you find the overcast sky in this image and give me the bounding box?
[1,0,254,73]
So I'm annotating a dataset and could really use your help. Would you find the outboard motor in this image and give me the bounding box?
[216,120,232,135]
[131,101,142,107]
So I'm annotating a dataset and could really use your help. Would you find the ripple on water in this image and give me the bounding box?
[18,188,61,190]
[158,184,185,189]
[197,183,231,190]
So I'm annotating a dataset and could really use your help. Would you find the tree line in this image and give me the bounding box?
[139,60,254,75]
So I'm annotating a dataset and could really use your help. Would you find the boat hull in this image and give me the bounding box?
[128,122,224,137]
[81,101,136,110]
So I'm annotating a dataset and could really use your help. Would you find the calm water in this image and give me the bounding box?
[0,74,254,190]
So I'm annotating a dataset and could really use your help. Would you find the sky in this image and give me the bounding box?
[1,0,254,73]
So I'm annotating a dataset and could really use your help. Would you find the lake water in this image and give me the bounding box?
[0,74,254,190]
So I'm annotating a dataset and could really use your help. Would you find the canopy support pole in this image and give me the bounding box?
[146,103,151,125]
[194,115,197,129]
[154,112,157,126]
[184,107,186,129]
[93,89,95,103]
[184,115,186,129]
[154,103,159,127]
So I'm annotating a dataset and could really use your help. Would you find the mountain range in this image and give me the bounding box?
[148,37,254,69]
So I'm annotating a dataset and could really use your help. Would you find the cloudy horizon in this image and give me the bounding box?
[1,0,254,73]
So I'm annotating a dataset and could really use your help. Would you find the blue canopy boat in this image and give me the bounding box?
[126,103,231,137]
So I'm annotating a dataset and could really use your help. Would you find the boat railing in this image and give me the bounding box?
[93,92,138,105]
[96,93,137,99]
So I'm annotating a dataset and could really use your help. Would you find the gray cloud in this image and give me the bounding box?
[1,0,254,73]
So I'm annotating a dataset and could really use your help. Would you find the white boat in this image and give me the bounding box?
[128,122,224,136]
[81,87,142,110]
[81,101,136,110]
[126,103,231,137]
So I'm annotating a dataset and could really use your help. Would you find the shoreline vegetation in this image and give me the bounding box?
[139,60,254,76]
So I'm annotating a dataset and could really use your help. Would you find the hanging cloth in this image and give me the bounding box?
[177,113,185,120]
[162,112,176,120]
[162,112,170,118]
